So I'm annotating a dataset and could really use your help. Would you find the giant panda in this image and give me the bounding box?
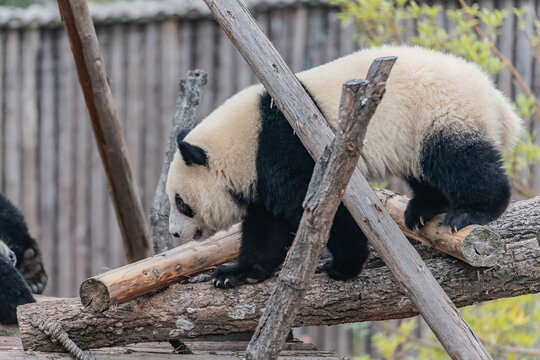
[0,192,48,323]
[166,45,522,288]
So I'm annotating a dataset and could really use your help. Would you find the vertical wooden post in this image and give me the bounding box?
[202,0,491,358]
[57,0,150,262]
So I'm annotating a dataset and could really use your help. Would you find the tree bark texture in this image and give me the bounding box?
[246,60,395,360]
[202,1,491,358]
[150,70,208,254]
[57,0,150,262]
[79,189,501,314]
[17,196,540,352]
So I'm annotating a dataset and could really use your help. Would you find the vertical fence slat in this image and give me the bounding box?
[497,0,516,95]
[21,28,40,236]
[38,29,58,295]
[109,23,128,268]
[5,29,21,206]
[0,31,4,193]
[56,31,76,296]
[195,19,216,118]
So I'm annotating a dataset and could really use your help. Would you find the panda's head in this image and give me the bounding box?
[166,128,251,242]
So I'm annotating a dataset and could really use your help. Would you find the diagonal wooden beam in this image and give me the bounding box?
[201,0,491,358]
[57,0,150,262]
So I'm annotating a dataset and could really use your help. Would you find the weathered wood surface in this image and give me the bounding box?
[57,0,151,262]
[17,196,540,352]
[0,1,534,301]
[79,188,501,313]
[246,61,395,360]
[0,337,342,360]
[80,225,240,313]
[202,1,492,358]
[150,70,208,254]
[376,189,504,267]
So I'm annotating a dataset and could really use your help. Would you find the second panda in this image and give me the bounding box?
[166,45,522,288]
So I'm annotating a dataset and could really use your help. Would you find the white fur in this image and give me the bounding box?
[166,45,522,241]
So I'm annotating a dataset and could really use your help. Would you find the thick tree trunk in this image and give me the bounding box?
[18,197,540,352]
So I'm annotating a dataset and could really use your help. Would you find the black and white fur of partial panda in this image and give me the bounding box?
[0,193,48,323]
[166,45,522,288]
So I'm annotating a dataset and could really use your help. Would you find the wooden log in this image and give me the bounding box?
[57,0,150,262]
[150,70,208,254]
[80,225,240,313]
[375,189,504,267]
[17,196,540,352]
[201,1,491,358]
[80,189,501,314]
[246,60,394,360]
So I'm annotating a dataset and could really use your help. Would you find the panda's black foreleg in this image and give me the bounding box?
[325,204,369,280]
[420,130,511,230]
[211,204,295,288]
[404,178,448,230]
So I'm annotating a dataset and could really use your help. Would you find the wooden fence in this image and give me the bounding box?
[0,0,539,356]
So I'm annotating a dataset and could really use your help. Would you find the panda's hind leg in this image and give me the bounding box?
[419,130,511,230]
[325,204,369,280]
[404,178,448,230]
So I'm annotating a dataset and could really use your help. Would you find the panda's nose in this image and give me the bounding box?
[172,233,180,238]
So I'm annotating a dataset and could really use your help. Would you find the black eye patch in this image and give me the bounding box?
[175,194,194,218]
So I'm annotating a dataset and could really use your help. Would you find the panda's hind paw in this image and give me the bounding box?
[18,246,47,294]
[324,261,359,281]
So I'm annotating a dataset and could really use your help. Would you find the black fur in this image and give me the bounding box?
[0,193,46,324]
[405,129,511,230]
[0,256,34,324]
[211,91,370,288]
[178,141,208,166]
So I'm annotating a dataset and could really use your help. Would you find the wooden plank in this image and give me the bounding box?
[496,0,515,95]
[125,24,144,200]
[4,29,22,206]
[216,21,236,105]
[72,61,92,290]
[160,18,180,138]
[38,29,58,296]
[194,19,215,118]
[0,31,4,193]
[109,23,128,269]
[57,29,76,297]
[291,7,308,71]
[143,21,162,212]
[20,29,40,236]
[325,10,341,62]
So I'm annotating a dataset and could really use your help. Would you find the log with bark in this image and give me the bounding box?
[18,196,540,352]
[78,189,501,314]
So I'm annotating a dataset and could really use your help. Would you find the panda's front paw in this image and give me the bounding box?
[18,247,48,294]
[211,263,269,288]
[404,200,445,230]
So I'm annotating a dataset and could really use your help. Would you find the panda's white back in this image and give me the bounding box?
[185,45,522,182]
[298,45,522,179]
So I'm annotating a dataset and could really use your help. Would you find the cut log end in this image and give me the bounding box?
[79,278,110,313]
[462,227,505,267]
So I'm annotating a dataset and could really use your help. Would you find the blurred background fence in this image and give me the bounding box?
[0,0,538,357]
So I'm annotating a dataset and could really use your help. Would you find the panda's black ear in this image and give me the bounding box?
[178,141,208,166]
[176,128,191,145]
